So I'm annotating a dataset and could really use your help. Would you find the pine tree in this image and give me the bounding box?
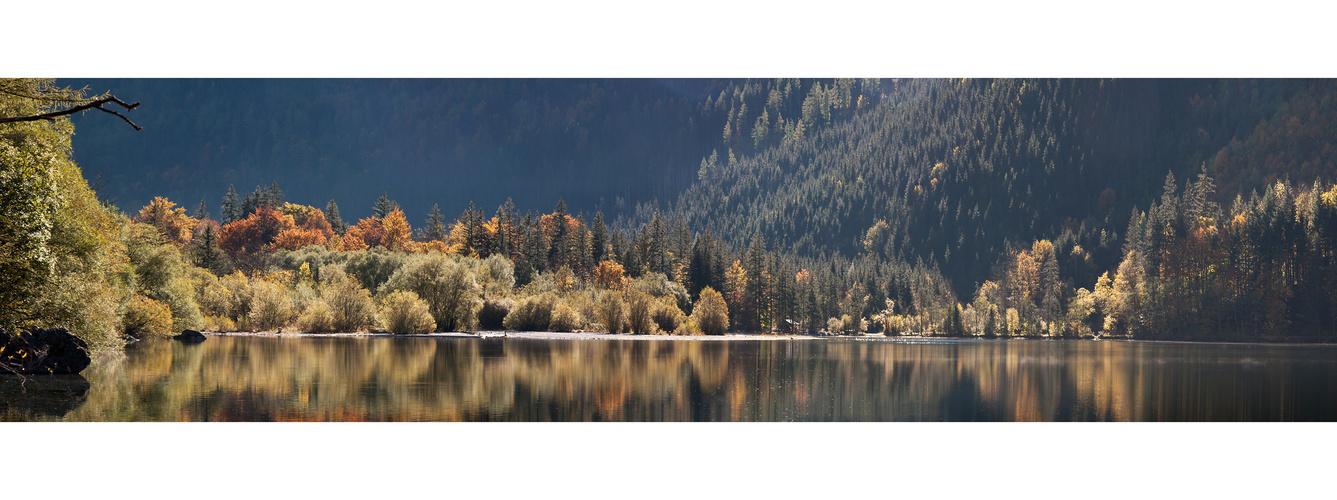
[591,210,609,262]
[263,181,284,209]
[425,204,446,242]
[574,213,592,275]
[194,199,208,221]
[194,224,227,275]
[806,286,822,334]
[221,185,240,224]
[495,198,516,258]
[744,235,769,331]
[373,193,398,219]
[325,199,345,234]
[549,199,569,269]
[241,187,260,218]
[647,210,667,275]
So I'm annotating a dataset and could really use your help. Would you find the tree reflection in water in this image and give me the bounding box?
[29,337,1337,422]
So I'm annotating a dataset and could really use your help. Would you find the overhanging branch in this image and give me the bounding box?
[0,95,141,130]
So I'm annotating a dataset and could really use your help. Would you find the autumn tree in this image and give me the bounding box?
[219,206,295,257]
[692,286,730,335]
[381,208,412,251]
[134,196,200,247]
[593,260,627,290]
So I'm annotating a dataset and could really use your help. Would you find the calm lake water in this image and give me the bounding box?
[5,336,1337,421]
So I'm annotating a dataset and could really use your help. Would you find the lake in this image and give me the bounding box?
[5,335,1337,421]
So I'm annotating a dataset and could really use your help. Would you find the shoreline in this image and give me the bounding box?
[203,330,827,341]
[197,330,1337,346]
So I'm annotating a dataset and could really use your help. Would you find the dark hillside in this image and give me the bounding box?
[669,78,1337,295]
[64,78,727,220]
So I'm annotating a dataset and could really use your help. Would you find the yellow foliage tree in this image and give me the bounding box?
[592,260,626,290]
[134,196,199,247]
[381,208,412,251]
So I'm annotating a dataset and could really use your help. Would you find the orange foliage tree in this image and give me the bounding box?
[592,260,627,290]
[354,217,385,248]
[134,196,199,247]
[272,227,327,251]
[219,206,295,256]
[271,206,337,251]
[340,226,369,251]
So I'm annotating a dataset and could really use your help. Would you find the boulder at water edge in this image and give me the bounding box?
[173,329,207,342]
[0,327,92,375]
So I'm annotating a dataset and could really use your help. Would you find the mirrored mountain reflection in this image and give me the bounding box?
[36,336,1337,422]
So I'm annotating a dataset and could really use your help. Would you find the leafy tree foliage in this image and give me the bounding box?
[379,253,481,332]
[379,290,435,334]
[691,286,730,335]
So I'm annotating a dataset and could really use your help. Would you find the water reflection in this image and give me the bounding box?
[1,374,90,420]
[14,337,1337,421]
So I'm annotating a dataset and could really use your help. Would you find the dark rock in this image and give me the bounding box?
[0,327,92,375]
[172,329,207,342]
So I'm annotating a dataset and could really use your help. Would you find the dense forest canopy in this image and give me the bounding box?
[662,79,1337,296]
[7,78,1337,350]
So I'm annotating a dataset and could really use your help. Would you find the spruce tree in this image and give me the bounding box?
[241,188,260,218]
[744,235,768,331]
[550,199,569,269]
[263,181,284,209]
[194,199,208,221]
[325,199,345,234]
[648,210,667,275]
[591,211,608,262]
[425,204,447,242]
[221,185,240,224]
[194,224,227,275]
[495,198,516,258]
[373,193,397,219]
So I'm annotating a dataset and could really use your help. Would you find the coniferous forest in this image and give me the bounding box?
[5,77,1337,355]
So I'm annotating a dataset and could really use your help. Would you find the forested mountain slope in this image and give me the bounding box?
[669,78,1337,295]
[64,78,727,220]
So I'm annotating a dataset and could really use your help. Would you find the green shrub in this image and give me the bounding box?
[675,317,702,335]
[219,271,253,322]
[124,224,205,333]
[323,273,376,332]
[380,253,482,332]
[293,282,320,311]
[123,294,173,339]
[478,253,516,296]
[478,297,514,330]
[248,279,295,331]
[596,292,626,334]
[343,248,407,292]
[691,286,729,335]
[548,301,582,332]
[298,299,337,333]
[504,294,556,331]
[650,297,686,333]
[270,245,346,283]
[826,317,843,335]
[191,267,233,318]
[204,314,236,332]
[626,292,655,335]
[380,290,436,334]
[633,272,692,312]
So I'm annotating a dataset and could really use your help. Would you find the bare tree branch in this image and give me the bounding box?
[0,95,141,130]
